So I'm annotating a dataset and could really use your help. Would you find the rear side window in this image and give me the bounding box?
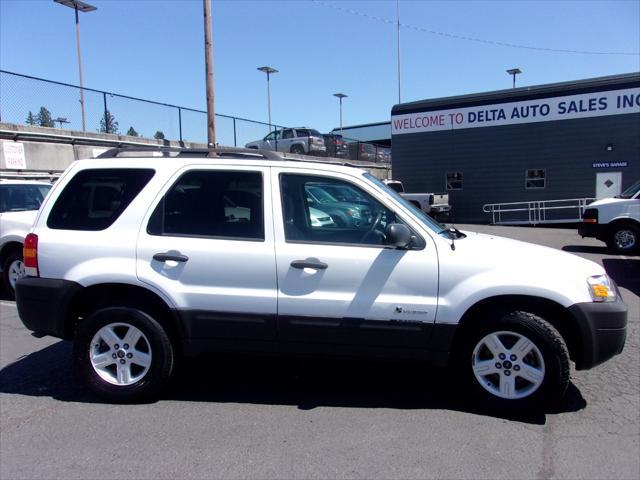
[47,168,154,231]
[147,170,264,241]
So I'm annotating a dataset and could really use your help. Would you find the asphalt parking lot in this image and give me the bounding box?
[1,224,638,480]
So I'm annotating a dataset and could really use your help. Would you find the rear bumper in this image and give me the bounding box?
[15,277,82,339]
[568,296,627,370]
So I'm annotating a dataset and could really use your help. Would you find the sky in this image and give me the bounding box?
[1,0,639,146]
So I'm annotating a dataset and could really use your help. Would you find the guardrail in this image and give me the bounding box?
[483,198,596,225]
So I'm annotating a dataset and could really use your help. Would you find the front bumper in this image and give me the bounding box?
[578,222,606,240]
[568,295,627,370]
[15,277,82,339]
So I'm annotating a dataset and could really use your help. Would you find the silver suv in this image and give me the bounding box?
[246,127,327,155]
[14,147,627,410]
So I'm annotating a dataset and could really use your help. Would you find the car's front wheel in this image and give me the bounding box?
[456,311,570,412]
[73,307,175,402]
[607,224,639,254]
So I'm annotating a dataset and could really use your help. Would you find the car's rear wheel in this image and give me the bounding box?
[290,144,305,154]
[73,307,175,402]
[455,311,570,412]
[2,249,24,299]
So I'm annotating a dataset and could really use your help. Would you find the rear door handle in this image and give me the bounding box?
[291,259,328,270]
[153,252,189,263]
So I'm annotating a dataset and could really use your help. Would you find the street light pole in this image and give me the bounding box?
[54,0,96,132]
[333,93,347,134]
[257,66,278,133]
[203,0,216,152]
[507,68,522,88]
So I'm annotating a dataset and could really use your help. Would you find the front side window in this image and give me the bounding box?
[281,174,401,246]
[264,131,281,141]
[526,169,546,189]
[447,172,463,190]
[148,170,264,241]
[47,169,154,231]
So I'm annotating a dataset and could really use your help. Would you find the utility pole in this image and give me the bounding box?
[203,0,216,153]
[397,0,401,104]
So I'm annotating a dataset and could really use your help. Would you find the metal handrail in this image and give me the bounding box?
[483,197,596,225]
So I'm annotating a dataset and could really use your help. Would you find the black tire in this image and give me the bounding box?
[73,307,175,403]
[2,248,23,300]
[606,224,639,254]
[290,144,305,154]
[454,311,570,413]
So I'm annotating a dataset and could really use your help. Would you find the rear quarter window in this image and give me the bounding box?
[47,168,154,231]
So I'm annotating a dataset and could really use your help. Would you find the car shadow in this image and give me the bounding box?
[0,340,587,425]
[602,258,640,297]
[562,245,611,255]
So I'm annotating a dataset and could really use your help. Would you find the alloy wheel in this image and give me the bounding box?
[89,322,152,386]
[471,330,546,400]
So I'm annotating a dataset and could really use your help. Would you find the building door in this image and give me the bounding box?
[596,172,622,199]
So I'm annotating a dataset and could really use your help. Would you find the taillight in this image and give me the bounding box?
[23,233,39,277]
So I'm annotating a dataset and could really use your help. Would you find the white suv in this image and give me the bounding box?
[15,147,627,411]
[0,179,52,297]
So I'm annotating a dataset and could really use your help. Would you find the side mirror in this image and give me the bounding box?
[385,223,413,249]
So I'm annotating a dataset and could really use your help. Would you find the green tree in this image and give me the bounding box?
[126,126,139,137]
[25,111,37,125]
[153,130,165,140]
[99,110,119,134]
[36,107,54,127]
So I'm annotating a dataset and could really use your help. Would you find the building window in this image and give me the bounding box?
[525,169,546,189]
[446,172,463,190]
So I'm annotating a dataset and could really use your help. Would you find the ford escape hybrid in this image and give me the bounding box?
[15,147,627,410]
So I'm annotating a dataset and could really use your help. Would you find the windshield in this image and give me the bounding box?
[363,173,446,234]
[619,179,640,199]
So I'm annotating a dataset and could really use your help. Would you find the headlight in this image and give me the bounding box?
[587,275,617,302]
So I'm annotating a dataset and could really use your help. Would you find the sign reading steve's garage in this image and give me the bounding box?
[392,88,640,134]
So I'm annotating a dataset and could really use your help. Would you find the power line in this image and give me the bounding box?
[311,0,639,56]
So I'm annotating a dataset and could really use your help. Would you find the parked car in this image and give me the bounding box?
[322,133,349,158]
[15,147,627,412]
[0,179,52,298]
[304,183,373,228]
[383,179,451,220]
[347,141,377,162]
[579,179,640,253]
[246,128,327,155]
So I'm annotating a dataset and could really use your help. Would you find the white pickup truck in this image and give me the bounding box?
[579,179,640,253]
[383,180,451,219]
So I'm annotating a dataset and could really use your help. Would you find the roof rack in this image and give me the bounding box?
[96,146,283,160]
[93,145,371,169]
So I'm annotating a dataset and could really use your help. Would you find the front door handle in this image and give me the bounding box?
[291,259,328,270]
[153,252,189,263]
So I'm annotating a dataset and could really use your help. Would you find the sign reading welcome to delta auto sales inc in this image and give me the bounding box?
[391,88,640,135]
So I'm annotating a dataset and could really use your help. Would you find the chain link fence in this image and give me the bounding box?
[0,70,390,163]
